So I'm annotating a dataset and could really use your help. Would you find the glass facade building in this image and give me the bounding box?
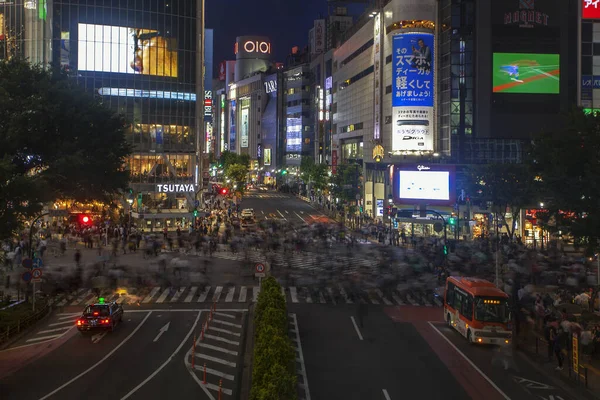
[0,0,202,230]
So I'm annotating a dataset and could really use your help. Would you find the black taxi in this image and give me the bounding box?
[76,298,123,333]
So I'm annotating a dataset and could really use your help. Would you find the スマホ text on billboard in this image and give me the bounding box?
[392,33,433,108]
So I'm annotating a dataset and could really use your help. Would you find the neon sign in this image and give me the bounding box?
[235,40,271,55]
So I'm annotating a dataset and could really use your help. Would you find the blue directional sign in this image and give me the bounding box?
[33,258,43,268]
[22,271,32,283]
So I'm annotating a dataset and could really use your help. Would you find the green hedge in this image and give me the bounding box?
[250,277,297,400]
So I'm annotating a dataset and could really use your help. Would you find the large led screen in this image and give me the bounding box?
[286,117,302,153]
[78,24,178,77]
[492,53,559,94]
[398,170,450,201]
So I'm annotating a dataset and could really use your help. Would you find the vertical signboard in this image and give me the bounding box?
[264,148,272,165]
[392,32,434,152]
[373,13,382,141]
[583,0,600,19]
[205,122,213,154]
[204,91,213,120]
[230,100,236,151]
[220,94,226,152]
[241,106,249,148]
[582,75,593,107]
[314,19,325,54]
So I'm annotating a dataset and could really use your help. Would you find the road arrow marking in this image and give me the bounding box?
[91,332,107,344]
[153,322,170,342]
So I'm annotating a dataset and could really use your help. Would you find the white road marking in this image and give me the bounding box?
[91,332,107,344]
[205,382,233,396]
[155,288,171,304]
[294,212,305,222]
[57,314,78,321]
[26,334,63,343]
[238,286,247,302]
[376,289,393,305]
[224,287,235,302]
[197,342,239,356]
[326,287,336,305]
[212,286,223,302]
[40,311,153,400]
[319,291,326,304]
[428,322,511,400]
[194,353,237,367]
[208,326,240,337]
[49,320,76,327]
[198,286,211,302]
[392,294,405,305]
[204,334,239,345]
[290,287,299,303]
[383,389,391,400]
[276,210,287,220]
[70,289,91,306]
[184,286,198,302]
[121,311,200,400]
[338,284,353,304]
[142,287,161,303]
[285,210,289,214]
[170,287,186,303]
[350,316,364,341]
[194,364,235,381]
[56,312,80,317]
[38,326,72,334]
[212,319,242,328]
[290,313,311,400]
[304,288,313,303]
[367,291,380,305]
[214,312,236,319]
[153,322,171,342]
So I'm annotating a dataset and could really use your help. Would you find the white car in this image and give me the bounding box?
[241,209,255,218]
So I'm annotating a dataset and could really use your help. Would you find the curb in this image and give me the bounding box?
[0,305,53,351]
[239,303,255,400]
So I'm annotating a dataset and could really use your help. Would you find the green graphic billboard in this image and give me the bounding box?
[492,53,559,94]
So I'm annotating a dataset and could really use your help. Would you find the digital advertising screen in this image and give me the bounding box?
[492,53,559,94]
[392,32,434,108]
[286,117,302,153]
[78,23,178,77]
[398,170,450,201]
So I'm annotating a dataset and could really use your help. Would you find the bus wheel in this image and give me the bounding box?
[467,329,473,344]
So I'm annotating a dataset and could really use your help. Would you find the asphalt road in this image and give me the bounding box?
[0,303,249,400]
[240,191,332,224]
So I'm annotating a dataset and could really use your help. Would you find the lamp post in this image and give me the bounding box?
[127,198,134,234]
[388,195,393,245]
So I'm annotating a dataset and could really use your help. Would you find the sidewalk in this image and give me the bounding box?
[519,329,600,399]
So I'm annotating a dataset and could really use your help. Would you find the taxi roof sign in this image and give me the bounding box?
[98,297,105,304]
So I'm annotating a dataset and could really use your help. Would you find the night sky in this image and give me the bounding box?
[206,0,328,74]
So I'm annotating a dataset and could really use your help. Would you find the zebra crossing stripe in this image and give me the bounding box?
[184,286,198,303]
[71,289,91,306]
[376,289,393,305]
[225,287,235,302]
[319,290,326,304]
[155,288,171,304]
[212,286,223,302]
[170,287,186,303]
[338,285,353,304]
[304,288,313,303]
[238,286,247,302]
[198,286,210,302]
[290,287,298,303]
[252,286,260,302]
[392,294,405,305]
[367,292,380,305]
[142,287,161,303]
[326,287,336,305]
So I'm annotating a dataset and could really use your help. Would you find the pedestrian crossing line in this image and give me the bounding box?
[290,287,299,303]
[197,342,239,356]
[238,286,247,302]
[376,289,393,306]
[208,326,241,337]
[326,288,336,305]
[49,319,75,327]
[26,334,63,343]
[338,285,353,304]
[116,295,128,305]
[170,287,186,303]
[212,286,223,302]
[214,312,236,319]
[304,288,313,303]
[155,288,171,304]
[205,382,233,396]
[71,289,91,306]
[38,326,72,334]
[252,286,260,302]
[107,293,119,303]
[142,287,161,304]
[200,365,235,381]
[212,319,242,329]
[198,286,210,302]
[319,291,326,304]
[367,292,380,305]
[57,313,80,320]
[56,298,68,307]
[204,334,239,346]
[391,294,405,305]
[224,287,235,303]
[184,286,198,303]
[194,353,237,368]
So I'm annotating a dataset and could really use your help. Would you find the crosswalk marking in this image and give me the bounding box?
[327,287,336,305]
[392,294,405,305]
[225,287,235,302]
[169,287,186,303]
[238,286,247,302]
[38,326,72,334]
[194,353,237,368]
[338,285,352,304]
[376,289,393,305]
[367,292,380,305]
[290,287,299,303]
[142,287,161,303]
[155,288,171,304]
[304,288,313,303]
[184,286,198,302]
[212,286,223,302]
[198,286,210,302]
[252,286,260,302]
[71,289,91,306]
[319,291,326,304]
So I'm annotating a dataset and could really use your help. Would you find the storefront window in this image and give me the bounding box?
[128,154,193,183]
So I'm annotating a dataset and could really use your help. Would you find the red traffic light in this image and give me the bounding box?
[221,188,228,195]
[79,214,92,225]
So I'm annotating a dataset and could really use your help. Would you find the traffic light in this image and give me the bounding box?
[79,214,92,226]
[281,169,288,175]
[443,245,448,255]
[448,217,457,226]
[220,188,228,195]
[193,209,198,217]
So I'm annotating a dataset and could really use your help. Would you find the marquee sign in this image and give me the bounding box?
[156,184,197,193]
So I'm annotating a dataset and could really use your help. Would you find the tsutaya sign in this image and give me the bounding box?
[156,184,197,193]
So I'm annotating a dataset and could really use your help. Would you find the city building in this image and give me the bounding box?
[0,0,206,231]
[580,0,600,111]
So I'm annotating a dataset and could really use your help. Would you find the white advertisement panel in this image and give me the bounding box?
[398,170,450,201]
[241,107,249,148]
[392,106,434,151]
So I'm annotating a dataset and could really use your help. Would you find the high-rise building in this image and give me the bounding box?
[0,0,206,231]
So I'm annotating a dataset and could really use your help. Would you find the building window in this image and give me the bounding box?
[338,66,374,90]
[340,122,364,133]
[384,116,392,124]
[385,54,392,64]
[385,85,392,94]
[340,38,374,67]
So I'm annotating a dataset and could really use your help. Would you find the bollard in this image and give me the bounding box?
[203,363,207,384]
[218,379,223,400]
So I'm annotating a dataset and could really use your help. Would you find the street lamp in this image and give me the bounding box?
[388,195,393,245]
[127,198,134,234]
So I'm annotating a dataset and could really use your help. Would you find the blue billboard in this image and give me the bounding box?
[230,100,236,151]
[392,33,434,108]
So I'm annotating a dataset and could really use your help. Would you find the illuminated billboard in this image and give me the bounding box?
[78,24,178,77]
[492,53,559,94]
[264,148,272,165]
[583,0,600,19]
[286,117,302,153]
[241,107,249,148]
[392,165,455,206]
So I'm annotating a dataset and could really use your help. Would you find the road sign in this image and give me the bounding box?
[22,271,32,283]
[255,263,265,273]
[32,268,42,283]
[32,257,43,269]
[22,258,32,269]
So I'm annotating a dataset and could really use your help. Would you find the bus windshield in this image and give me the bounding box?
[474,297,509,324]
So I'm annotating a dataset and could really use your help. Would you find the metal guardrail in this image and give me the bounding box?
[534,335,590,388]
[0,302,50,345]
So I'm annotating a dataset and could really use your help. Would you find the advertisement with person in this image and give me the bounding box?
[78,24,178,77]
[241,107,249,148]
[230,100,237,151]
[392,32,434,152]
[264,148,272,165]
